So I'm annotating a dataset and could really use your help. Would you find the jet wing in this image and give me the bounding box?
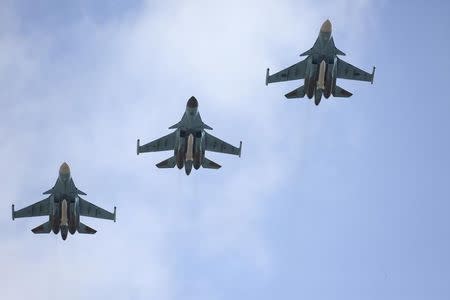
[137,132,176,154]
[336,58,375,83]
[12,198,50,219]
[266,58,307,84]
[205,132,242,156]
[79,198,116,221]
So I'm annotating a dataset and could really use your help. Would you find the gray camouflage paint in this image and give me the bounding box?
[12,163,116,240]
[266,20,376,105]
[137,96,242,175]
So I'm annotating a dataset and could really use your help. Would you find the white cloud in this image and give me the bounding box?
[0,1,378,299]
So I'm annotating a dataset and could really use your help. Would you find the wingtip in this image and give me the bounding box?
[136,139,140,155]
[265,68,270,86]
[113,206,116,222]
[11,204,14,220]
[371,66,376,84]
[239,141,242,157]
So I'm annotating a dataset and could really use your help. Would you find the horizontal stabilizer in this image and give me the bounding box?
[333,86,353,98]
[202,157,221,169]
[285,86,306,99]
[31,221,52,234]
[156,156,177,168]
[78,222,97,234]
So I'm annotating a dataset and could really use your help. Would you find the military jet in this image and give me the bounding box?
[12,163,116,240]
[266,19,375,105]
[137,96,242,175]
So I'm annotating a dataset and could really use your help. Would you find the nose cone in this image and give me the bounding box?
[186,96,199,109]
[320,19,332,33]
[59,163,71,181]
[59,162,70,176]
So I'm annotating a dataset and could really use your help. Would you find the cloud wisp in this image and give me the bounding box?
[0,1,377,299]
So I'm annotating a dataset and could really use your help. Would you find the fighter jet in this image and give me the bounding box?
[137,96,242,175]
[12,163,116,240]
[266,19,376,105]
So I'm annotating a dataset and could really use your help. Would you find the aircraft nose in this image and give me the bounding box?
[320,19,332,33]
[186,96,199,108]
[59,162,70,175]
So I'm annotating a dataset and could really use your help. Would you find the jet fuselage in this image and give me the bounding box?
[46,163,82,240]
[172,99,208,175]
[302,20,341,105]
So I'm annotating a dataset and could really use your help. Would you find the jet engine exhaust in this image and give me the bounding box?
[193,152,201,169]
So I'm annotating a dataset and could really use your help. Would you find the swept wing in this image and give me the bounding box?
[12,198,50,219]
[79,198,116,221]
[337,58,375,83]
[137,132,176,153]
[205,132,242,156]
[266,58,308,85]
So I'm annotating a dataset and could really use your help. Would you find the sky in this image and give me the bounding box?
[1,0,450,299]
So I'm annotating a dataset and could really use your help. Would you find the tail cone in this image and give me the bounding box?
[61,226,68,240]
[185,161,193,175]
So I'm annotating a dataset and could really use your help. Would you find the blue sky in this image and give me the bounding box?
[1,1,449,300]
